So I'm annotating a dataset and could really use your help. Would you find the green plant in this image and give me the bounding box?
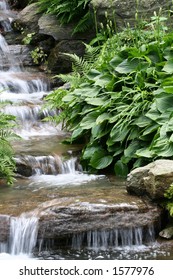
[0,112,17,185]
[164,184,173,216]
[31,47,47,64]
[22,32,35,45]
[36,0,93,34]
[45,14,173,176]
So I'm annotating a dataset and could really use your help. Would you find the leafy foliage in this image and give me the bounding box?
[46,13,173,176]
[36,0,93,34]
[164,184,173,217]
[0,112,17,185]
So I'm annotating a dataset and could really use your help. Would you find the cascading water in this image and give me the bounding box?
[71,226,155,251]
[0,1,170,261]
[9,215,38,255]
[0,214,38,257]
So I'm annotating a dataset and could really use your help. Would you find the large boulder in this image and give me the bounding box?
[12,3,41,31]
[47,40,86,73]
[159,226,173,239]
[90,0,173,29]
[126,160,173,200]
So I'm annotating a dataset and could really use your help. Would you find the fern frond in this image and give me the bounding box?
[72,11,94,34]
[83,43,100,64]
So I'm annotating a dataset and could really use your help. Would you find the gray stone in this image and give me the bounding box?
[126,160,173,200]
[90,0,173,29]
[47,40,86,73]
[8,45,34,66]
[0,215,10,242]
[159,226,173,239]
[38,15,74,41]
[38,199,162,239]
[13,3,41,31]
[15,161,33,177]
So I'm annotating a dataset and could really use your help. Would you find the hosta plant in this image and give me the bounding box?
[46,13,173,176]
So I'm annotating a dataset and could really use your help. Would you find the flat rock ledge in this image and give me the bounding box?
[0,198,162,243]
[126,160,173,200]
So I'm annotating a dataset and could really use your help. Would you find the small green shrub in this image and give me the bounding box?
[22,32,35,45]
[31,47,47,64]
[164,184,173,216]
[46,13,173,176]
[0,112,17,185]
[36,0,93,34]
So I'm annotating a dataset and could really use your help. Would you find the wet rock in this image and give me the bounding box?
[15,161,33,177]
[90,0,173,30]
[159,226,173,239]
[38,15,74,41]
[126,160,173,200]
[47,40,86,73]
[0,215,10,242]
[8,44,34,66]
[12,3,41,31]
[38,199,162,240]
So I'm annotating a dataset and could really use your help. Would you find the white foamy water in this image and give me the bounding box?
[0,214,39,259]
[0,253,32,260]
[30,173,105,188]
[10,215,38,255]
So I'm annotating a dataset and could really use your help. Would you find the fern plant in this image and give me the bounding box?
[37,0,93,34]
[0,112,17,185]
[45,43,100,128]
[45,14,173,176]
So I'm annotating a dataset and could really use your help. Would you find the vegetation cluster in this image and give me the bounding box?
[36,0,93,34]
[46,11,173,177]
[0,110,17,185]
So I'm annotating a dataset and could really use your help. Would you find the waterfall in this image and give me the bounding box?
[9,215,38,255]
[0,0,12,32]
[0,214,38,256]
[71,226,155,250]
[15,155,79,175]
[0,0,9,10]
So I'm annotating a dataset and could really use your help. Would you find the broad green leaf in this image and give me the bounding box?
[134,116,151,128]
[115,58,139,74]
[163,59,173,74]
[169,133,173,142]
[96,113,110,124]
[85,97,105,106]
[161,77,173,86]
[156,111,172,125]
[110,124,130,142]
[114,160,128,177]
[163,86,173,93]
[155,95,173,113]
[109,55,123,69]
[90,150,113,169]
[94,73,113,88]
[80,111,99,129]
[86,69,101,80]
[135,147,153,158]
[160,123,169,137]
[91,123,110,139]
[62,94,74,102]
[73,86,101,97]
[83,146,101,160]
[127,127,139,140]
[142,123,159,136]
[71,127,84,140]
[124,141,140,158]
[154,142,173,157]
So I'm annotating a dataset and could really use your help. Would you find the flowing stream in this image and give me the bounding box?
[0,0,173,260]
